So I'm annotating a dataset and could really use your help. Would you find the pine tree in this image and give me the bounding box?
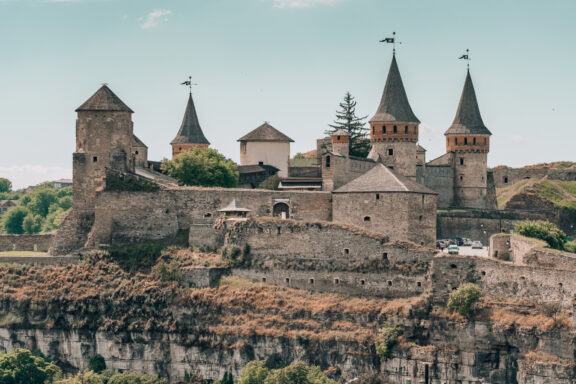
[325,92,370,157]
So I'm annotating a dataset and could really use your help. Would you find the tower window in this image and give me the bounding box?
[404,125,408,134]
[393,125,397,134]
[473,137,476,145]
[334,278,340,285]
[337,136,341,140]
[459,175,463,181]
[455,138,458,145]
[363,216,371,222]
[383,253,388,260]
[360,279,365,286]
[464,138,468,145]
[135,151,139,155]
[344,248,350,255]
[179,147,182,151]
[388,149,393,156]
[376,193,380,200]
[93,156,98,162]
[372,127,375,134]
[325,156,331,168]
[285,278,290,284]
[382,126,386,134]
[309,278,314,285]
[387,281,392,287]
[504,177,509,184]
[460,158,464,165]
[484,137,487,144]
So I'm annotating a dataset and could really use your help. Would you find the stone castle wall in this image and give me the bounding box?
[190,219,435,298]
[91,189,332,246]
[0,234,54,252]
[422,165,454,208]
[491,167,576,188]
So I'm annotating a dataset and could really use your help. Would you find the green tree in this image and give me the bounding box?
[22,213,43,234]
[0,348,61,384]
[374,322,403,359]
[515,220,567,250]
[2,206,29,234]
[0,178,12,193]
[107,372,166,384]
[161,148,239,188]
[325,92,370,157]
[263,362,337,384]
[447,283,483,317]
[89,354,106,374]
[239,360,269,384]
[27,186,58,218]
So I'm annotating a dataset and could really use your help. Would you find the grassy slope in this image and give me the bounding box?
[496,177,576,210]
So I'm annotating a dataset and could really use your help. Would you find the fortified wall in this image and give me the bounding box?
[190,219,435,297]
[0,233,54,253]
[491,167,576,188]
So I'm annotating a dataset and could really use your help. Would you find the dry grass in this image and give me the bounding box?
[0,251,47,257]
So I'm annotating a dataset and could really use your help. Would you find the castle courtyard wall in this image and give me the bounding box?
[0,234,54,253]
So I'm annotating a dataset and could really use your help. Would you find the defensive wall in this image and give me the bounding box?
[491,167,576,188]
[0,233,54,253]
[90,188,332,247]
[190,218,435,298]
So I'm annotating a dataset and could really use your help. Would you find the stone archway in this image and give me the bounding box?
[273,202,290,219]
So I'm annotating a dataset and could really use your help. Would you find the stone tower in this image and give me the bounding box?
[445,70,492,208]
[368,55,420,180]
[73,85,135,212]
[171,92,210,159]
[331,129,350,157]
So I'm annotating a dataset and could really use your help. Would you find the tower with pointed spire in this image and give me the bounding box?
[171,92,210,158]
[368,55,420,180]
[445,70,492,208]
[73,85,136,211]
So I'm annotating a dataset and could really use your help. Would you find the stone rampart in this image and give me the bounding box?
[0,234,54,252]
[181,267,230,288]
[0,255,80,265]
[491,167,576,188]
[432,255,576,307]
[91,188,332,247]
[200,219,435,298]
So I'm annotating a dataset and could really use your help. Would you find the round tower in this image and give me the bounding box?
[445,70,492,208]
[368,55,420,180]
[331,129,350,157]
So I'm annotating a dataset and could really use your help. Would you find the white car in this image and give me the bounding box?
[471,241,483,249]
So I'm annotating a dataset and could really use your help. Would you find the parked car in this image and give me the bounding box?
[448,245,459,255]
[471,241,483,249]
[463,238,472,246]
[454,237,464,246]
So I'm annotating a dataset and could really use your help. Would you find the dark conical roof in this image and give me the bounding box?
[445,71,491,135]
[171,93,210,145]
[76,85,133,113]
[238,122,294,142]
[370,55,420,123]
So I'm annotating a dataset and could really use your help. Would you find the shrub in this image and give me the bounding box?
[107,372,166,384]
[447,283,482,317]
[0,348,61,384]
[564,241,576,253]
[239,360,269,384]
[89,354,106,374]
[151,260,182,282]
[221,244,251,268]
[2,206,29,234]
[375,322,403,359]
[515,220,567,250]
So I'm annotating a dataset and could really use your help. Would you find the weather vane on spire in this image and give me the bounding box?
[380,31,401,55]
[180,76,198,94]
[459,49,471,70]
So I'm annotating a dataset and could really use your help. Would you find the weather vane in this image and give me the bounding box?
[459,49,471,70]
[180,76,198,94]
[380,31,401,55]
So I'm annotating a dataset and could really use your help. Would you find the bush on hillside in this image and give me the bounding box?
[375,322,403,359]
[515,220,567,250]
[447,283,483,317]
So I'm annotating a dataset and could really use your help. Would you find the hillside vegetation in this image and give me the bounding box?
[497,177,576,210]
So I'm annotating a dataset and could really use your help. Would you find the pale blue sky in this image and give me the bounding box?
[1,0,575,188]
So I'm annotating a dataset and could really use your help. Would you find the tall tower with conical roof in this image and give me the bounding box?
[368,55,420,179]
[445,70,492,208]
[73,85,135,211]
[171,92,210,158]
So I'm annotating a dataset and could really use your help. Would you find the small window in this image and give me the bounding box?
[204,212,212,218]
[387,281,392,286]
[504,177,509,184]
[559,282,563,288]
[93,156,98,162]
[179,147,182,151]
[334,278,340,285]
[481,271,486,276]
[135,151,139,155]
[344,248,350,255]
[460,158,464,165]
[309,278,314,285]
[325,156,331,168]
[363,216,371,222]
[376,193,380,200]
[473,137,476,145]
[258,161,264,165]
[383,253,388,260]
[393,125,397,134]
[262,277,267,282]
[337,136,341,140]
[360,279,365,286]
[459,175,463,181]
[404,125,408,134]
[285,278,290,284]
[417,282,422,287]
[449,264,457,269]
[455,138,458,145]
[419,215,422,221]
[388,148,393,156]
[382,126,386,134]
[464,137,468,145]
[372,127,375,134]
[388,166,394,169]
